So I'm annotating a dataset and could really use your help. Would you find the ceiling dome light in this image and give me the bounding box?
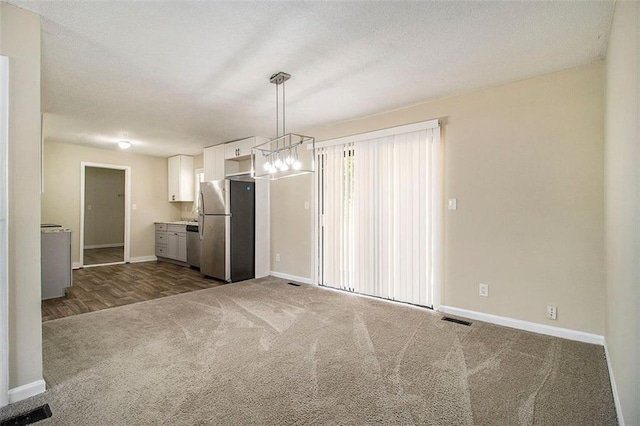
[118,140,131,150]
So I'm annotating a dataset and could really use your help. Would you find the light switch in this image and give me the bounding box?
[132,204,137,210]
[87,204,92,210]
[304,201,310,210]
[448,198,457,210]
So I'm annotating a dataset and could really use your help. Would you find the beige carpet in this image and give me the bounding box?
[1,277,617,425]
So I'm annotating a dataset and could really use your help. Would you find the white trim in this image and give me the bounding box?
[8,379,46,404]
[313,150,320,286]
[438,306,605,345]
[84,243,124,249]
[270,271,313,285]
[431,127,442,310]
[311,119,440,150]
[0,55,8,408]
[604,339,625,425]
[319,284,433,311]
[309,165,316,285]
[129,255,157,263]
[72,262,82,270]
[80,162,131,268]
[82,261,125,268]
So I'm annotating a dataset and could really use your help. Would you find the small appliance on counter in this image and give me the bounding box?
[41,224,72,299]
[199,179,255,282]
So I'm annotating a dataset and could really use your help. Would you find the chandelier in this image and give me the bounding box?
[252,72,315,180]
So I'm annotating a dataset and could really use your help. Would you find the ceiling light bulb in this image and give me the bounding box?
[285,151,294,165]
[269,166,278,174]
[293,160,302,170]
[274,157,283,168]
[263,160,272,171]
[118,140,131,149]
[279,163,289,172]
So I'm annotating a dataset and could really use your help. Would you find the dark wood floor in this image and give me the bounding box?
[42,261,225,321]
[83,246,124,265]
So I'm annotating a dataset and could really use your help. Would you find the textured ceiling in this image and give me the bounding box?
[10,1,614,157]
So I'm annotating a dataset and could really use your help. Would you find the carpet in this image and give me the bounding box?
[1,277,617,425]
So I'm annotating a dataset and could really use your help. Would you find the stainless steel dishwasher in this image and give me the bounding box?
[186,224,200,268]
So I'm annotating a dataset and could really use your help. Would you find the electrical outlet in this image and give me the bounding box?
[448,198,457,210]
[479,283,489,297]
[132,204,137,210]
[304,201,310,210]
[546,305,557,320]
[275,253,281,262]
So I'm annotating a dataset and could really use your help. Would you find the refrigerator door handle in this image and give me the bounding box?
[198,191,205,241]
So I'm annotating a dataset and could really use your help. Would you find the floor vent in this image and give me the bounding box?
[0,404,52,426]
[441,317,472,326]
[288,282,301,287]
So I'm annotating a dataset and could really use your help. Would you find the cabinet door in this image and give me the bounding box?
[179,156,194,202]
[204,145,226,181]
[212,145,225,180]
[168,155,194,202]
[225,142,239,159]
[168,156,180,202]
[166,232,179,259]
[224,137,255,159]
[237,138,255,157]
[203,147,216,182]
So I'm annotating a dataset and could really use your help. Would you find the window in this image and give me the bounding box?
[317,121,441,308]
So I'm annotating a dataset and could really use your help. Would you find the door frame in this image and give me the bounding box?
[0,55,9,408]
[312,120,442,310]
[79,162,131,267]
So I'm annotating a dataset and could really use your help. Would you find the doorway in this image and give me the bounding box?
[80,163,131,267]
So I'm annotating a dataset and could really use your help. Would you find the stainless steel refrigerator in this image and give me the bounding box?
[198,179,255,282]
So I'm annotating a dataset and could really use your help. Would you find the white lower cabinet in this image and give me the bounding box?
[155,223,187,263]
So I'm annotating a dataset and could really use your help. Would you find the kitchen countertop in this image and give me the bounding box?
[155,220,198,226]
[41,227,71,233]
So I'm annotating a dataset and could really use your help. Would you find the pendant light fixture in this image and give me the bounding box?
[252,72,315,180]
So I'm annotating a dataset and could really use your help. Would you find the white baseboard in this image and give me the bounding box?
[439,305,604,345]
[84,243,124,249]
[604,339,625,425]
[73,256,157,268]
[8,379,45,403]
[269,271,313,285]
[129,256,157,263]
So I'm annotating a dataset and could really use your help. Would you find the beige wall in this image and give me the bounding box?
[604,3,640,424]
[1,4,43,390]
[42,141,182,264]
[272,62,605,335]
[84,167,125,247]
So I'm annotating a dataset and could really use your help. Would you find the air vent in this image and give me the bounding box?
[441,317,472,326]
[288,282,301,287]
[0,404,52,426]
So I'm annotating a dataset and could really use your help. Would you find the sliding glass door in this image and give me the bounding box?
[317,123,441,308]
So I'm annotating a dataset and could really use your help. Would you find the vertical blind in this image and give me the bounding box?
[318,127,438,307]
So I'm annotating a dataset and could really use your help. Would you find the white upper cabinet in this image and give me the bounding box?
[168,155,194,202]
[203,144,225,182]
[224,137,256,159]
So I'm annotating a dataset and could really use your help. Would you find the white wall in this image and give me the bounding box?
[0,3,43,394]
[604,2,640,424]
[42,141,182,264]
[272,62,605,335]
